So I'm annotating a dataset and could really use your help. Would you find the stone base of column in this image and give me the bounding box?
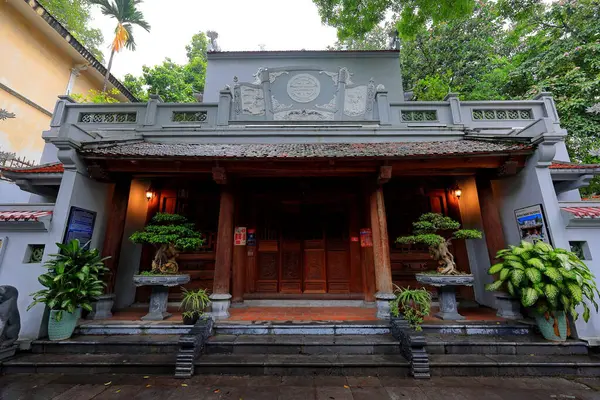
[142,286,171,321]
[494,292,523,320]
[375,292,396,320]
[210,293,232,320]
[86,293,115,320]
[436,286,465,320]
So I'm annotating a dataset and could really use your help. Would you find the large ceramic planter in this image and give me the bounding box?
[48,308,80,341]
[415,273,474,320]
[133,274,190,321]
[534,311,568,341]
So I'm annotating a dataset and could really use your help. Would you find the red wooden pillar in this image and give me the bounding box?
[232,190,246,303]
[476,176,506,263]
[211,186,235,318]
[102,178,131,293]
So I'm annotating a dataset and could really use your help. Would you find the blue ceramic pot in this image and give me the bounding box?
[48,308,80,341]
[534,311,567,341]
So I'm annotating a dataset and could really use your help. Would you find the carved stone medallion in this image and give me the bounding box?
[287,73,321,103]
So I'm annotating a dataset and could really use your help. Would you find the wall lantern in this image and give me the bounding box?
[145,189,154,201]
[453,186,462,199]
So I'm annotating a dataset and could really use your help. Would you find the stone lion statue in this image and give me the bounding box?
[0,285,21,348]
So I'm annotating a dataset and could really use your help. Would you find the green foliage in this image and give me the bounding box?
[38,0,105,61]
[179,287,210,318]
[129,213,204,251]
[89,0,151,51]
[390,285,431,331]
[485,241,600,322]
[71,88,121,103]
[123,31,209,102]
[396,213,481,247]
[28,240,109,321]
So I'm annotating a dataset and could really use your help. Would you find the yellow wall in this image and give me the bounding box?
[0,1,103,163]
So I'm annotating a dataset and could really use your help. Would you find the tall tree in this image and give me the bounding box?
[89,0,151,92]
[39,0,104,61]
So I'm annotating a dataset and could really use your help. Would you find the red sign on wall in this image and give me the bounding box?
[234,227,247,246]
[360,228,373,248]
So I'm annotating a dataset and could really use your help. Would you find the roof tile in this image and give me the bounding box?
[562,207,600,218]
[0,211,53,222]
[1,162,64,174]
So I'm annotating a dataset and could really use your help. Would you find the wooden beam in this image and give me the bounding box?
[212,167,227,185]
[102,178,131,293]
[476,176,506,263]
[213,188,234,294]
[378,165,393,184]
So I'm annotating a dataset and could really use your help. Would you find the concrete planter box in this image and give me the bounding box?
[132,274,190,321]
[416,273,474,320]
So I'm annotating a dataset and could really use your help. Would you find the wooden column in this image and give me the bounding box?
[476,175,506,263]
[213,188,235,295]
[370,185,393,294]
[231,190,246,302]
[102,178,131,293]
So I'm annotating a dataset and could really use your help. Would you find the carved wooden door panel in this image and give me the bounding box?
[303,240,326,293]
[281,241,302,293]
[327,240,350,293]
[256,242,279,293]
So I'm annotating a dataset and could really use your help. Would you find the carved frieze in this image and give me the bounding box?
[274,109,334,121]
[315,96,337,112]
[287,73,321,103]
[271,96,293,113]
[240,86,265,116]
[344,85,368,117]
[269,71,289,84]
[319,68,354,86]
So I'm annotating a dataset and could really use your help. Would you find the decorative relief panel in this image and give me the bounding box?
[240,86,265,116]
[282,251,301,280]
[319,68,354,85]
[274,109,334,121]
[472,109,533,120]
[344,86,368,117]
[79,112,136,123]
[316,96,337,112]
[287,73,321,103]
[271,96,293,113]
[258,252,278,280]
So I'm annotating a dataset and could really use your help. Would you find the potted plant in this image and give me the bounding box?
[180,287,210,325]
[390,285,431,331]
[130,213,204,275]
[485,240,599,341]
[28,240,109,340]
[396,213,482,320]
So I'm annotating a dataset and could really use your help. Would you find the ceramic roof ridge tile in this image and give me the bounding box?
[0,210,53,222]
[1,162,64,174]
[550,161,600,170]
[561,206,600,218]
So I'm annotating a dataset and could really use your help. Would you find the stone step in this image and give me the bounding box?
[205,334,401,355]
[425,333,589,356]
[0,353,175,375]
[193,353,410,376]
[213,322,390,335]
[420,322,534,336]
[75,323,192,335]
[429,354,600,377]
[31,335,181,354]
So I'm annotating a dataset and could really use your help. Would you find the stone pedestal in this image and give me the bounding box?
[132,274,190,321]
[494,292,523,320]
[375,292,396,320]
[210,293,232,320]
[416,273,474,321]
[86,293,115,320]
[0,345,17,361]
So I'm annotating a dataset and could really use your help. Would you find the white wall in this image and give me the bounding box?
[0,180,30,203]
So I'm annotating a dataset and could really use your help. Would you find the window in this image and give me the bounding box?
[569,241,591,260]
[24,244,45,263]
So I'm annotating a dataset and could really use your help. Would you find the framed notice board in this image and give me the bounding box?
[63,206,97,248]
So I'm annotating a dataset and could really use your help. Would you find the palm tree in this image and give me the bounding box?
[90,0,151,92]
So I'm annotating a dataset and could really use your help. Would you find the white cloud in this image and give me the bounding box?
[90,0,339,79]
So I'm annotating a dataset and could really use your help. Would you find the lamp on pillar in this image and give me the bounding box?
[145,188,154,201]
[451,184,462,200]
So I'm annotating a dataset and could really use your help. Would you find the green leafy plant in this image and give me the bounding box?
[28,240,109,321]
[390,285,432,331]
[396,213,482,274]
[130,213,204,274]
[485,241,600,324]
[179,287,210,319]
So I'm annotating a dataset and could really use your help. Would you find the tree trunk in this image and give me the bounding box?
[102,48,116,93]
[431,239,459,275]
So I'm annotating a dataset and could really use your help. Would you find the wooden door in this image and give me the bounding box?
[325,207,351,293]
[302,204,327,293]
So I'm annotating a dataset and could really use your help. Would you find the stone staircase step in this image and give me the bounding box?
[31,334,181,354]
[425,333,588,356]
[193,353,410,376]
[205,334,400,355]
[429,354,600,376]
[0,353,175,374]
[420,322,534,335]
[75,323,192,335]
[213,322,390,335]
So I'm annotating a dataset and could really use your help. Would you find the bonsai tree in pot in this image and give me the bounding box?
[179,287,210,325]
[28,240,109,340]
[485,240,599,341]
[390,285,431,331]
[396,213,482,275]
[130,213,204,274]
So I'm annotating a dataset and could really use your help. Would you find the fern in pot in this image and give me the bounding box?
[485,240,599,341]
[179,287,210,325]
[28,240,109,340]
[390,285,432,331]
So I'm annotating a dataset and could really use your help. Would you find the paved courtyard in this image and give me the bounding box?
[0,374,599,400]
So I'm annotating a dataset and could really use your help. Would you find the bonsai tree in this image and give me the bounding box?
[396,213,482,275]
[130,213,204,274]
[29,239,109,321]
[485,240,599,339]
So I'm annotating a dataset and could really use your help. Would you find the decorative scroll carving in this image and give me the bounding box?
[253,68,289,84]
[258,253,278,280]
[376,84,386,91]
[282,251,301,279]
[271,96,293,113]
[252,67,266,84]
[319,68,354,85]
[305,251,324,280]
[269,71,289,83]
[320,70,338,85]
[315,96,337,112]
[240,86,265,116]
[287,73,321,103]
[274,109,334,121]
[326,251,349,280]
[366,78,376,114]
[344,85,368,117]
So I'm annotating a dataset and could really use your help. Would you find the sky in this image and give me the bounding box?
[90,0,339,79]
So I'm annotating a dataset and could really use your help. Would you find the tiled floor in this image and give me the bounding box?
[101,305,504,323]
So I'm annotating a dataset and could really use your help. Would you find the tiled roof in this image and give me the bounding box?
[1,162,64,174]
[550,161,600,170]
[83,140,532,159]
[561,207,600,218]
[0,211,53,222]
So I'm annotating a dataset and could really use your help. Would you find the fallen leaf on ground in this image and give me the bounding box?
[115,390,121,393]
[181,383,188,387]
[343,385,350,389]
[214,389,220,393]
[104,382,112,386]
[146,384,152,388]
[143,376,149,379]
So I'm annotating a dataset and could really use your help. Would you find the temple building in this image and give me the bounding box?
[1,50,600,343]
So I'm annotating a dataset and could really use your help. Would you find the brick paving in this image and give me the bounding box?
[0,373,598,399]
